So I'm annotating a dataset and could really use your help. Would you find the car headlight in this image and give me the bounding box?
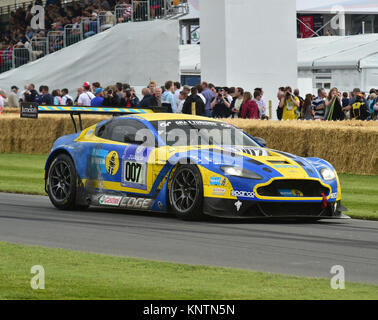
[320,168,336,181]
[221,166,263,180]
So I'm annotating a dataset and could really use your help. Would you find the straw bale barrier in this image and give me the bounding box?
[0,114,377,175]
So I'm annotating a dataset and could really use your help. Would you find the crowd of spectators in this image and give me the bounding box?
[1,79,377,121]
[0,0,145,71]
[276,86,377,121]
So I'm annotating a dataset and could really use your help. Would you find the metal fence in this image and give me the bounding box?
[31,36,48,60]
[63,24,82,47]
[81,16,99,39]
[12,47,32,68]
[115,4,133,23]
[47,31,64,53]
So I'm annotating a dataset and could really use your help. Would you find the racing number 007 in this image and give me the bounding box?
[125,162,142,183]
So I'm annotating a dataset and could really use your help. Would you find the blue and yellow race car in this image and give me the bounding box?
[38,110,348,220]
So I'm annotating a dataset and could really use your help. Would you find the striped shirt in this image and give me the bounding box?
[312,96,325,120]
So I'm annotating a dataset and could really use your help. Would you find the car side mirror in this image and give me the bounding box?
[255,137,267,147]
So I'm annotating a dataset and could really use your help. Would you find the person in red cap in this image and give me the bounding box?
[78,82,95,106]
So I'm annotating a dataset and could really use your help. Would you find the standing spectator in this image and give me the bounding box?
[91,88,104,106]
[223,87,233,110]
[177,91,188,113]
[211,88,231,118]
[115,82,123,100]
[301,94,314,120]
[324,88,345,121]
[92,82,101,92]
[174,81,181,107]
[40,86,54,105]
[139,88,152,107]
[120,88,139,108]
[182,85,191,96]
[255,88,267,119]
[279,86,300,120]
[24,84,38,102]
[294,89,304,117]
[148,81,157,92]
[209,83,217,96]
[61,88,73,105]
[8,86,20,108]
[161,81,176,113]
[74,87,83,104]
[241,91,259,119]
[231,87,244,118]
[312,88,327,120]
[103,86,120,107]
[368,93,377,118]
[182,87,205,116]
[78,82,95,106]
[0,89,6,114]
[342,92,350,108]
[345,89,370,120]
[201,82,216,118]
[52,89,63,105]
[149,87,162,108]
[276,87,285,120]
[195,84,206,104]
[19,84,29,103]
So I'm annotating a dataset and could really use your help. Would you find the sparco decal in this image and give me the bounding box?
[120,197,153,210]
[99,195,122,206]
[231,190,255,198]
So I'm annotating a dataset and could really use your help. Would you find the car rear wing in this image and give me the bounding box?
[20,102,167,132]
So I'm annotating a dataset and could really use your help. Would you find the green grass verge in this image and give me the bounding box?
[0,153,376,220]
[0,241,377,300]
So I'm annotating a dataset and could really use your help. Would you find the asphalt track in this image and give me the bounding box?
[0,192,377,285]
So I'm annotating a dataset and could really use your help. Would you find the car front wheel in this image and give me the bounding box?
[169,164,204,220]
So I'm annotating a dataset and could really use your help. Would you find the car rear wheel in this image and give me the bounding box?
[47,154,85,210]
[169,165,204,220]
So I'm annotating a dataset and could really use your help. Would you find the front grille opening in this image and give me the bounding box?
[258,202,332,217]
[257,180,330,197]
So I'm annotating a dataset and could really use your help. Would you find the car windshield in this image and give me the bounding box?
[150,120,260,147]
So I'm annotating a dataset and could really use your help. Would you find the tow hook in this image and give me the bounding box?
[321,193,328,209]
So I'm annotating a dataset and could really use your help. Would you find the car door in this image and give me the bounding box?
[92,118,158,197]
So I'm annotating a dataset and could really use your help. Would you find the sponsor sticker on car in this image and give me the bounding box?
[105,151,120,176]
[212,188,226,196]
[120,197,153,210]
[99,195,122,207]
[278,189,304,197]
[231,190,255,198]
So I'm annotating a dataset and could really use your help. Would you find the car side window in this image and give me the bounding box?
[98,119,156,146]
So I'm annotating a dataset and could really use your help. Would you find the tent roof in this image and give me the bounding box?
[298,34,378,69]
[297,0,378,14]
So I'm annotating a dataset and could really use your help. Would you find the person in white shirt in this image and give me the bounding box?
[177,91,188,113]
[78,82,95,106]
[195,84,206,104]
[61,88,74,105]
[255,87,266,118]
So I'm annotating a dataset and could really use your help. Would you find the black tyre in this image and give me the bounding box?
[47,154,81,210]
[169,165,204,220]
